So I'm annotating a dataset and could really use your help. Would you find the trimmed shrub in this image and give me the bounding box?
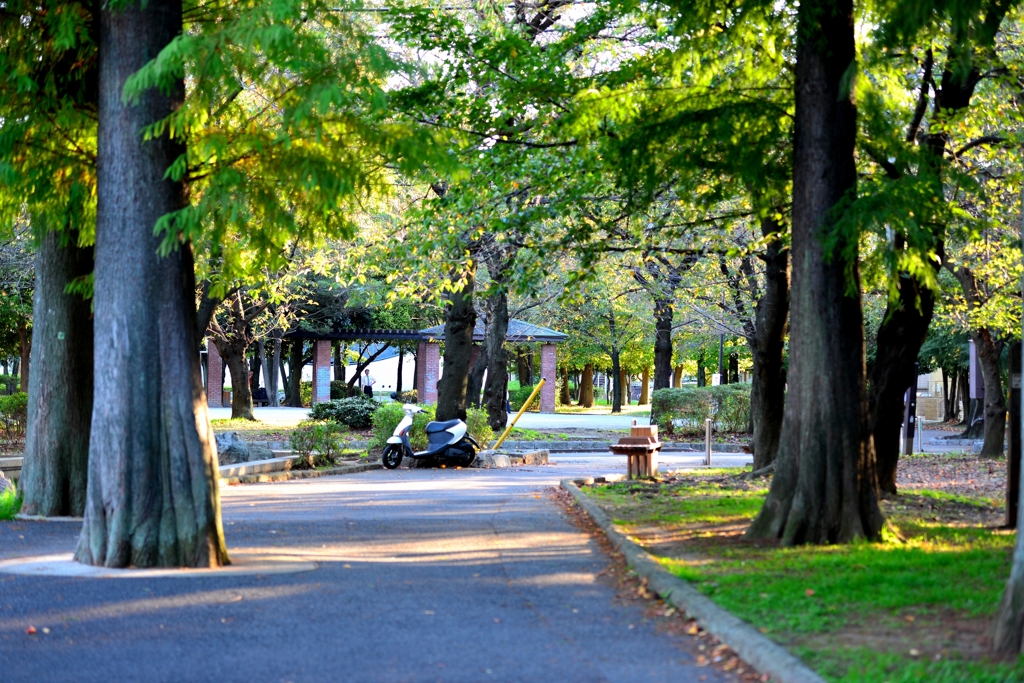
[371,402,435,451]
[651,385,751,436]
[300,381,312,407]
[509,385,539,412]
[0,375,18,395]
[397,390,418,404]
[309,396,378,429]
[290,420,349,467]
[465,408,493,447]
[0,392,28,445]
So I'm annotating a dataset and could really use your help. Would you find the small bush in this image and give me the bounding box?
[0,482,22,521]
[310,396,379,429]
[651,385,751,436]
[290,420,349,467]
[330,380,347,400]
[397,390,418,404]
[300,381,312,407]
[465,408,493,447]
[0,374,18,395]
[371,402,435,451]
[0,392,28,445]
[509,385,539,412]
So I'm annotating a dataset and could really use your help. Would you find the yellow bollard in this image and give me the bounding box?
[492,378,547,450]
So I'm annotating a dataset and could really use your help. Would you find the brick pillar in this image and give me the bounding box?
[311,339,332,405]
[540,343,557,413]
[423,342,440,404]
[416,341,427,397]
[206,339,223,408]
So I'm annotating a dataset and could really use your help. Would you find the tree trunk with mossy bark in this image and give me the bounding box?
[21,228,93,517]
[746,0,883,545]
[436,271,476,422]
[76,0,228,568]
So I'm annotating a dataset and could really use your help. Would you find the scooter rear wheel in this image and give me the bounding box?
[382,444,403,469]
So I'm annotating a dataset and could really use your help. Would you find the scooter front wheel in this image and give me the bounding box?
[382,444,404,469]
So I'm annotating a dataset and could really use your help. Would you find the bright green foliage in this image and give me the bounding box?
[0,1,97,245]
[290,420,348,467]
[464,408,493,449]
[0,482,22,521]
[651,386,750,435]
[309,396,378,429]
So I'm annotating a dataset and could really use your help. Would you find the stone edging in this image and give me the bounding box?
[222,462,381,485]
[561,477,826,683]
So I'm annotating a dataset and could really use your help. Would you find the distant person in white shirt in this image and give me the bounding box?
[361,369,376,397]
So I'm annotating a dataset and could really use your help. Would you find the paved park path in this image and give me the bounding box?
[1,457,742,683]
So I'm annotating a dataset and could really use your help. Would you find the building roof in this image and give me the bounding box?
[418,319,567,343]
[284,319,566,344]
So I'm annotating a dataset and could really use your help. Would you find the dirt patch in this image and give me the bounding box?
[897,453,1006,505]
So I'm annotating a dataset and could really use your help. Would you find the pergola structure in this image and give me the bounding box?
[204,319,567,412]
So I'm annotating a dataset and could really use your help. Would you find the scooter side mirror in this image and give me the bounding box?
[390,392,398,400]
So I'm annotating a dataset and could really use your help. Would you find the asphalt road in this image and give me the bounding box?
[1,459,739,683]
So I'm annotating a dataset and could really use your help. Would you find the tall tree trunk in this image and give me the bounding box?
[620,367,629,405]
[994,346,1024,656]
[868,275,934,493]
[748,222,789,470]
[436,271,476,421]
[516,347,532,387]
[334,342,343,381]
[288,340,302,407]
[213,340,254,420]
[653,298,674,391]
[579,364,594,407]
[467,346,486,408]
[958,369,970,425]
[747,0,883,545]
[673,365,683,388]
[560,366,571,405]
[250,347,262,394]
[21,228,93,517]
[77,0,228,567]
[269,333,281,407]
[18,319,30,393]
[610,353,622,414]
[639,366,650,405]
[975,330,1006,457]
[395,343,404,396]
[483,290,510,432]
[258,341,270,402]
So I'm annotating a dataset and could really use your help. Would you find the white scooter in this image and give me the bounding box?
[382,403,478,469]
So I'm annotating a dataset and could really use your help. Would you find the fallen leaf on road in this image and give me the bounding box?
[25,626,36,635]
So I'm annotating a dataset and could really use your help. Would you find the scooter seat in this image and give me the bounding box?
[425,419,462,433]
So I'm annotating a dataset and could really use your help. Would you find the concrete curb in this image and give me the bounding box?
[222,462,381,484]
[561,478,826,683]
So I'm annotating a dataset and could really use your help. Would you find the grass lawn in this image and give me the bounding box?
[584,468,1024,683]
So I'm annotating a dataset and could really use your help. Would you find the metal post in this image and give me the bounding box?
[705,418,712,466]
[492,378,547,450]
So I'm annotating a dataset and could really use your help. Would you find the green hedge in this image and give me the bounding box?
[310,396,379,429]
[651,385,751,436]
[510,385,540,412]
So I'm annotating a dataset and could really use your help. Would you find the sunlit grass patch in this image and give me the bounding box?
[583,472,1022,681]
